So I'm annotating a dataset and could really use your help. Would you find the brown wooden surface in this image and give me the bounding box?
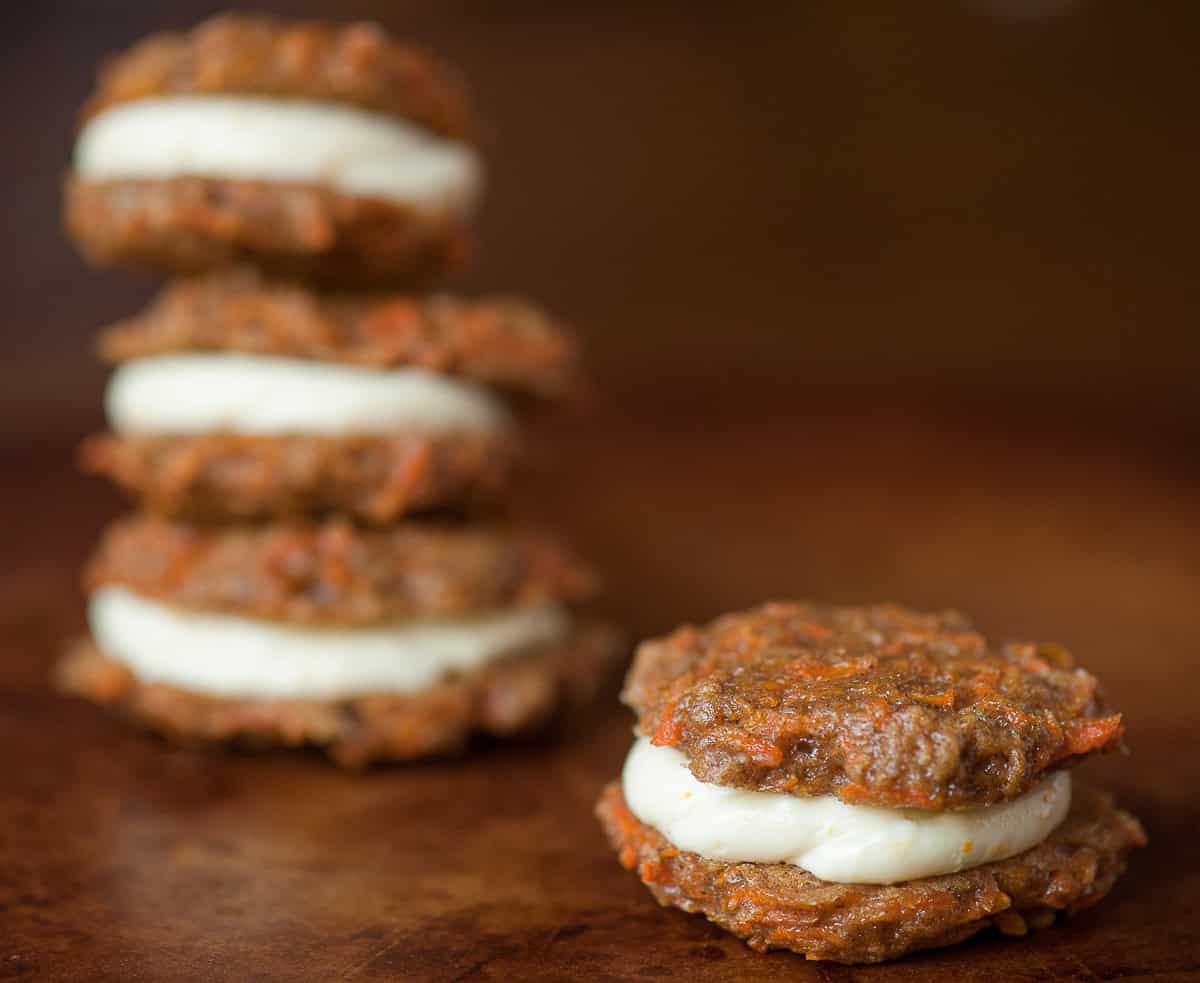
[3,403,1199,982]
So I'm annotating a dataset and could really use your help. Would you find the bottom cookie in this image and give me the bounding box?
[80,430,516,524]
[596,783,1145,964]
[64,175,469,288]
[58,622,621,767]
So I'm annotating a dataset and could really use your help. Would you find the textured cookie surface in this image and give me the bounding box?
[81,13,472,138]
[624,602,1124,810]
[81,431,516,524]
[64,176,470,288]
[96,270,581,397]
[87,515,595,625]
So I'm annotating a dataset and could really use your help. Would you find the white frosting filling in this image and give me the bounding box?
[75,96,481,213]
[106,353,508,436]
[621,737,1071,885]
[89,587,570,700]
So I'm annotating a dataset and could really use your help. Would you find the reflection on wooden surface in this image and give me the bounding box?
[1,409,1198,979]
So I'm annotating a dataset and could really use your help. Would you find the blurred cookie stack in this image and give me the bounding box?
[57,14,619,765]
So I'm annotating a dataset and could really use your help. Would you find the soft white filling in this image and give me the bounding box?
[621,737,1071,885]
[106,353,509,436]
[89,587,570,700]
[75,96,481,213]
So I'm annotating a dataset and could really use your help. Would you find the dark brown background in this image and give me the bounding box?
[3,2,1198,981]
[7,0,1200,436]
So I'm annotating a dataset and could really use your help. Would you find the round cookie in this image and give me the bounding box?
[624,601,1124,810]
[86,514,596,625]
[64,15,479,286]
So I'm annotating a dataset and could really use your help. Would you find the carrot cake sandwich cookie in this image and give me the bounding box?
[597,602,1145,964]
[65,14,480,287]
[79,270,580,525]
[59,515,619,766]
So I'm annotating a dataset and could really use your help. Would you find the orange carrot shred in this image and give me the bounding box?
[638,860,661,883]
[741,737,783,767]
[841,782,941,809]
[1060,714,1123,757]
[651,703,681,746]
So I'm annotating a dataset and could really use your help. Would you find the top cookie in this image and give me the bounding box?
[624,602,1124,811]
[97,270,582,399]
[82,13,472,139]
[87,514,596,626]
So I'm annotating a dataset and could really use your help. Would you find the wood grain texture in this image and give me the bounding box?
[2,403,1197,982]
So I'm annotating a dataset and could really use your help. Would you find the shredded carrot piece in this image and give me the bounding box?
[789,656,876,679]
[1060,714,1123,757]
[841,782,942,809]
[966,667,1001,699]
[740,737,783,767]
[651,702,681,746]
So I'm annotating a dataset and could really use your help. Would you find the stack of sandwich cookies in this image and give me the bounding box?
[60,14,620,762]
[65,15,479,287]
[597,602,1145,964]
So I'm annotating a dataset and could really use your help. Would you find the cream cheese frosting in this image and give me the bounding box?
[621,736,1071,885]
[106,353,509,437]
[90,587,570,700]
[76,96,482,214]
